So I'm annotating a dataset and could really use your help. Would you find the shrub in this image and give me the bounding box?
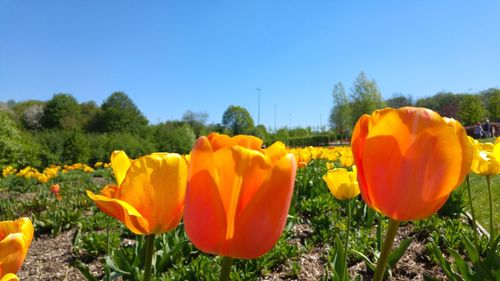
[0,110,41,167]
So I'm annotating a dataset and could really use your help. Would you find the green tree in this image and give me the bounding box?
[385,94,413,108]
[350,72,384,125]
[481,88,500,122]
[415,92,463,119]
[182,110,208,137]
[96,92,149,134]
[251,124,269,144]
[222,105,255,135]
[457,95,488,126]
[153,123,196,154]
[62,130,91,164]
[329,82,351,136]
[80,101,101,131]
[0,111,40,167]
[41,93,81,129]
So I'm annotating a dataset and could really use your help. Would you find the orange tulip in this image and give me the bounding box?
[0,218,34,278]
[87,151,188,235]
[50,184,62,200]
[352,107,472,221]
[184,133,297,259]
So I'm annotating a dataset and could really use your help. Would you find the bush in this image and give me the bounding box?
[103,132,157,159]
[154,124,195,154]
[0,111,41,167]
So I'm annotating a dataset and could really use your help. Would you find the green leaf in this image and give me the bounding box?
[105,250,132,275]
[427,241,459,280]
[349,249,376,271]
[333,235,347,281]
[388,237,412,268]
[71,260,98,281]
[448,248,473,280]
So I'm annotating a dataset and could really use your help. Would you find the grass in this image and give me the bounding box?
[466,173,500,236]
[465,136,500,235]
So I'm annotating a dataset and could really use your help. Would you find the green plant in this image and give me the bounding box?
[427,235,500,280]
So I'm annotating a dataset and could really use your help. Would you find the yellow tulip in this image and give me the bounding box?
[87,151,188,235]
[323,168,360,200]
[0,218,34,277]
[493,139,500,164]
[470,140,500,176]
[0,273,19,281]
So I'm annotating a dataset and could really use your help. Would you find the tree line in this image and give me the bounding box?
[0,91,318,168]
[329,72,500,136]
[2,76,498,168]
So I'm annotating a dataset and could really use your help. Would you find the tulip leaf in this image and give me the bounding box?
[349,249,376,271]
[461,235,479,263]
[105,250,133,276]
[71,260,99,281]
[448,248,474,280]
[427,241,461,280]
[387,237,412,268]
[332,235,347,281]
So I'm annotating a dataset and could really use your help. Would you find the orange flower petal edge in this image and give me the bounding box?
[352,107,472,221]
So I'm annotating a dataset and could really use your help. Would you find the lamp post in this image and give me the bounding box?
[256,88,262,125]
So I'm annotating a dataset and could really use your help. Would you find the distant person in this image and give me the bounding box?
[483,119,491,137]
[474,122,484,139]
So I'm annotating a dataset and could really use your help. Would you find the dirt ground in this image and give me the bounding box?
[17,223,447,281]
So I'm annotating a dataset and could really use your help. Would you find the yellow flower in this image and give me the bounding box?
[470,140,500,176]
[1,167,17,178]
[0,273,19,281]
[323,168,360,200]
[87,151,188,235]
[0,218,34,278]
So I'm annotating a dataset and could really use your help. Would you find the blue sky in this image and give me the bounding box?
[1,1,499,129]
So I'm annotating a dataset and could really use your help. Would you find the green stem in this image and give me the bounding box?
[466,175,479,249]
[143,234,156,281]
[372,219,400,281]
[342,200,352,281]
[219,256,234,281]
[106,217,110,256]
[486,175,494,240]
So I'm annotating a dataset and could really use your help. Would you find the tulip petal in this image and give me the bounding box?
[188,136,217,182]
[230,154,296,259]
[0,218,33,276]
[0,273,19,281]
[184,170,227,255]
[352,114,373,206]
[207,133,263,151]
[353,107,472,221]
[86,190,149,234]
[264,141,287,164]
[111,150,132,186]
[118,154,187,234]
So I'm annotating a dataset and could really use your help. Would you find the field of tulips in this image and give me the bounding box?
[0,108,499,281]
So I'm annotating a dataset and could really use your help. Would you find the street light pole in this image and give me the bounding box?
[256,88,262,125]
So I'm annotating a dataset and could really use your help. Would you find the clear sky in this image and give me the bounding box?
[1,1,499,129]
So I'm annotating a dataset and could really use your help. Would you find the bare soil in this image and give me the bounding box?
[17,223,446,281]
[17,230,102,281]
